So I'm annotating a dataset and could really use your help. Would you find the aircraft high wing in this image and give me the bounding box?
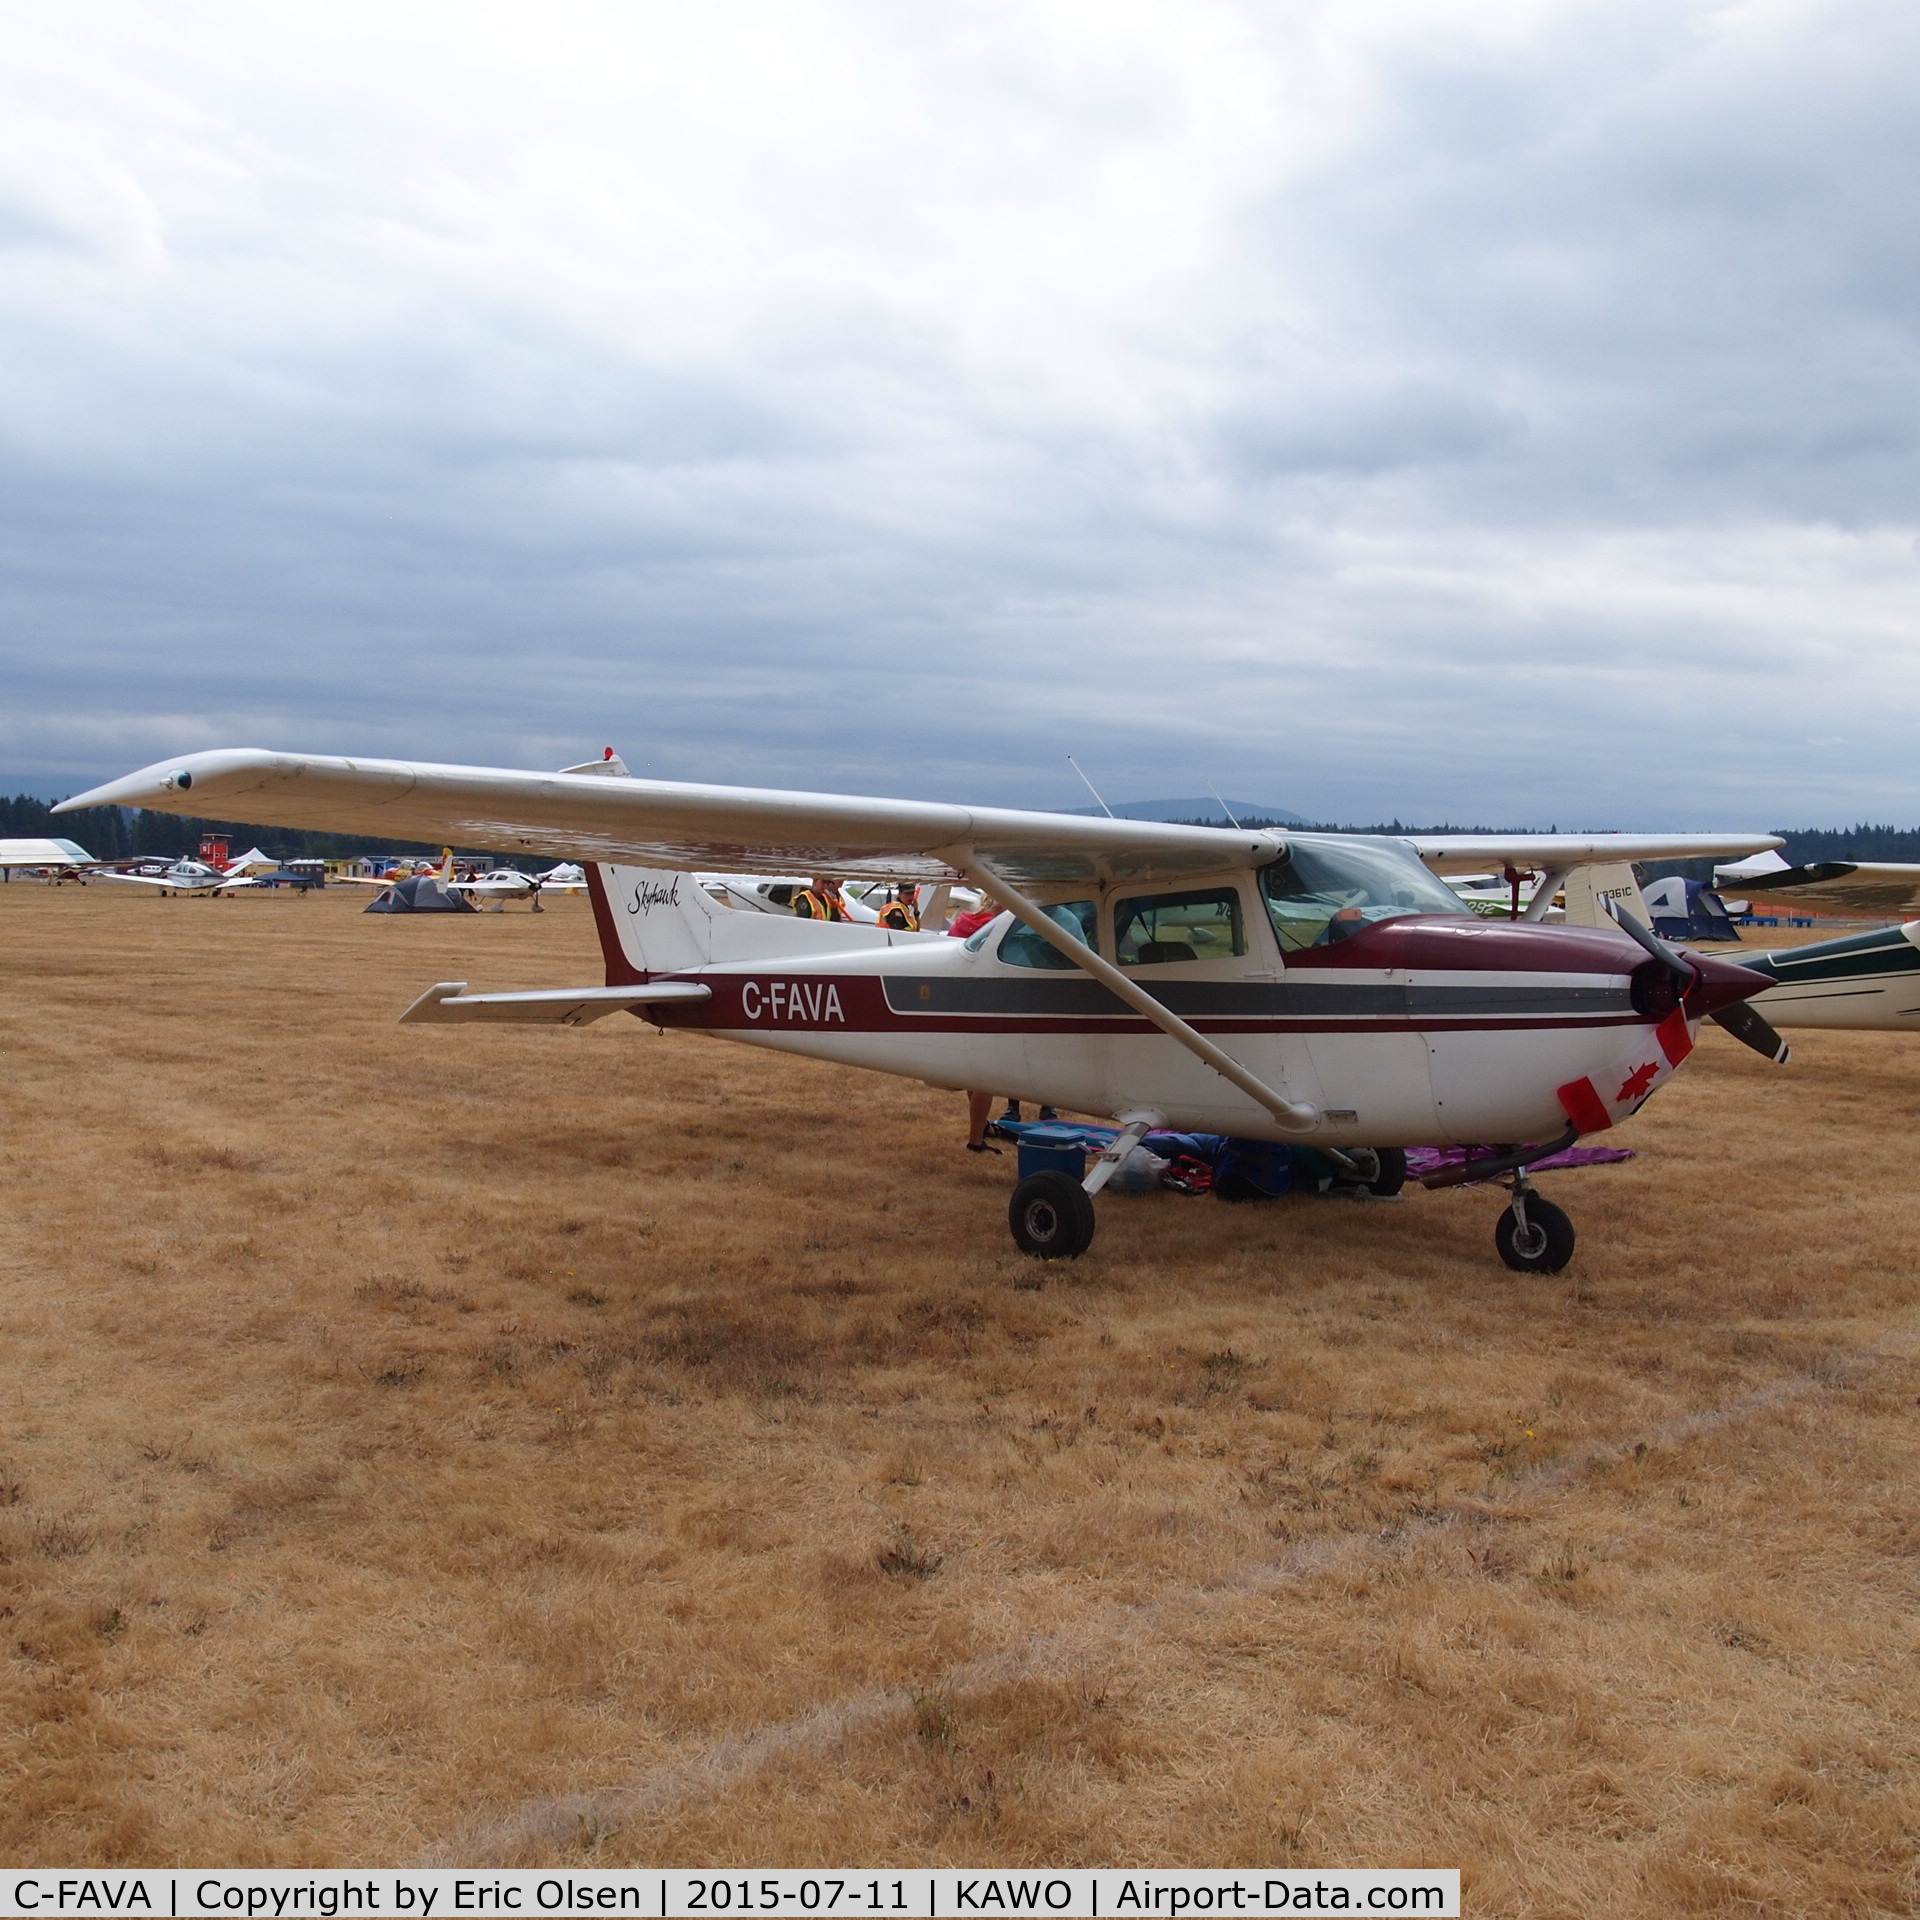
[1720,858,1920,918]
[57,749,1780,892]
[61,748,1786,1276]
[0,836,98,876]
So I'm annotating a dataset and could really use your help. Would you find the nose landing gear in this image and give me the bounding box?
[1417,1127,1583,1275]
[1494,1172,1576,1273]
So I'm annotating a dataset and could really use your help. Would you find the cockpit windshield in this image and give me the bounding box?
[1260,838,1470,952]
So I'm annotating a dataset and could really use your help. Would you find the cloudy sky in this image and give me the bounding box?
[3,0,1916,825]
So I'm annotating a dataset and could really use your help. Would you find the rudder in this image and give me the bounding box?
[586,865,719,982]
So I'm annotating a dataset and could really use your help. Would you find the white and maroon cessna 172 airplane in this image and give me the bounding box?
[60,750,1786,1274]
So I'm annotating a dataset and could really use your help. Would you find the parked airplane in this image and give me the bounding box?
[91,853,269,895]
[1714,849,1920,919]
[448,866,550,911]
[696,873,946,923]
[338,849,458,889]
[0,836,98,878]
[59,750,1784,1274]
[1445,872,1565,921]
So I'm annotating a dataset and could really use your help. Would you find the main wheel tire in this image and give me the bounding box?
[1494,1195,1576,1274]
[1347,1147,1408,1197]
[1008,1170,1097,1259]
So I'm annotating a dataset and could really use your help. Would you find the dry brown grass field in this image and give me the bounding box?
[2,884,1918,1909]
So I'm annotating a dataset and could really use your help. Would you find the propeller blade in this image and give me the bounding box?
[1604,896,1693,979]
[1710,999,1791,1065]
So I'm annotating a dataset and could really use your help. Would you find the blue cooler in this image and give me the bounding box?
[1016,1124,1089,1182]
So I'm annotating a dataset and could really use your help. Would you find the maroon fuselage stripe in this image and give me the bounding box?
[644,974,1646,1038]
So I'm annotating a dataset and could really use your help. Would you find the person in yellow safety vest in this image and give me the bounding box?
[877,884,920,932]
[791,877,848,922]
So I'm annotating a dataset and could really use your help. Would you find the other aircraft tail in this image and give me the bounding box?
[1562,861,1649,929]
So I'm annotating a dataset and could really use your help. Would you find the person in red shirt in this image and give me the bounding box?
[947,901,999,940]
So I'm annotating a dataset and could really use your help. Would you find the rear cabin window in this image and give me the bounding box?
[1113,887,1245,966]
[996,900,1099,968]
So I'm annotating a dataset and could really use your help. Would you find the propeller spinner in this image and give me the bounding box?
[1606,897,1790,1065]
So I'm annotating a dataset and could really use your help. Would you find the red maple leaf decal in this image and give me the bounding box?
[1615,1060,1660,1104]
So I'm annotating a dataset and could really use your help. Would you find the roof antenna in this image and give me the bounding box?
[1068,755,1115,818]
[1206,781,1243,830]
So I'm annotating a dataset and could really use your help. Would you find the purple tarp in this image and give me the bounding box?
[1406,1144,1634,1178]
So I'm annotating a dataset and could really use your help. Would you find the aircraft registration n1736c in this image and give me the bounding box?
[60,750,1786,1274]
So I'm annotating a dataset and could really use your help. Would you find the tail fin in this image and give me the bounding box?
[436,846,455,884]
[559,749,633,778]
[1562,861,1650,929]
[586,865,722,982]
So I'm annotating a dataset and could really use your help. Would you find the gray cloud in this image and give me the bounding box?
[3,0,1918,829]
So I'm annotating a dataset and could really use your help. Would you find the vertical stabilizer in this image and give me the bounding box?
[560,750,633,778]
[1563,861,1649,929]
[586,865,721,983]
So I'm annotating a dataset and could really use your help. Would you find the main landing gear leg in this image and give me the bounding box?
[1494,1167,1576,1274]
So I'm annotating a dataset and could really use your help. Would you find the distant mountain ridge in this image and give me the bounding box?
[1059,796,1307,826]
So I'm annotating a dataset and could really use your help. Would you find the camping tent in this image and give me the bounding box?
[364,876,476,914]
[1642,875,1739,942]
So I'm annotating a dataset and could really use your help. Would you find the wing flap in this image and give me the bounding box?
[399,981,713,1027]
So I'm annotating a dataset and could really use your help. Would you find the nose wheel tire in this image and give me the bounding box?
[1494,1195,1576,1274]
[1009,1170,1096,1259]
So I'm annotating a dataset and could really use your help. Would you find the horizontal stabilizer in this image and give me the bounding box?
[399,980,713,1027]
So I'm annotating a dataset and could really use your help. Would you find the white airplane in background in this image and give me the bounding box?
[0,836,99,879]
[701,874,981,927]
[1445,872,1565,921]
[447,867,550,911]
[92,852,274,895]
[62,748,1786,1277]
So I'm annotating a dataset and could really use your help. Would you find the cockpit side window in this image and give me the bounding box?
[1113,887,1246,966]
[996,900,1099,968]
[1260,839,1469,950]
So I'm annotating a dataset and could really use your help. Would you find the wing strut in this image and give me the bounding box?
[954,856,1319,1135]
[1522,867,1570,923]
